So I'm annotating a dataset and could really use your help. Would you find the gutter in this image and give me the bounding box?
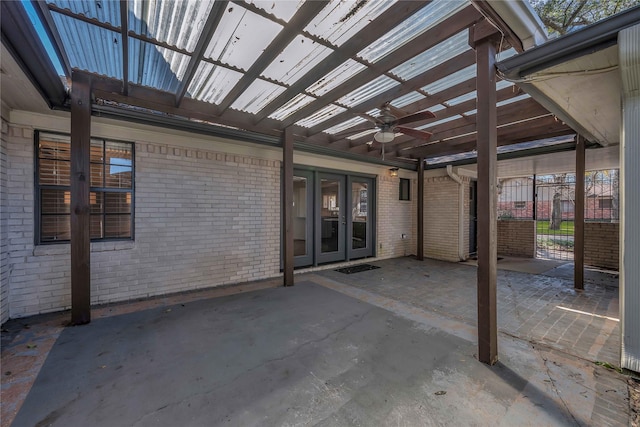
[483,0,548,50]
[446,165,466,261]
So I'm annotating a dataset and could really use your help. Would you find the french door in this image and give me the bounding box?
[292,169,374,267]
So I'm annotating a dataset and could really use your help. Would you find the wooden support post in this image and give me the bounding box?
[471,21,499,365]
[574,136,585,290]
[417,157,424,261]
[283,127,294,287]
[70,72,92,325]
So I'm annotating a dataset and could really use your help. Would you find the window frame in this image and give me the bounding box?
[34,130,135,245]
[399,178,411,201]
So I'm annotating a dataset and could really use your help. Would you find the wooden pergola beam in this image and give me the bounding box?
[70,72,92,325]
[283,127,294,287]
[119,0,129,95]
[252,1,430,123]
[574,135,585,290]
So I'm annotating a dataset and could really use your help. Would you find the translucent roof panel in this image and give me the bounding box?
[51,12,122,79]
[129,38,190,93]
[203,7,282,71]
[357,0,468,64]
[305,0,396,47]
[261,35,333,85]
[269,93,316,121]
[324,116,368,135]
[49,0,120,26]
[129,0,215,52]
[390,92,425,109]
[422,64,475,95]
[445,91,477,106]
[417,115,461,130]
[244,0,305,22]
[347,129,377,140]
[390,31,470,81]
[186,62,244,105]
[497,94,531,107]
[306,59,366,97]
[497,80,514,91]
[231,79,287,113]
[336,75,400,108]
[296,104,347,128]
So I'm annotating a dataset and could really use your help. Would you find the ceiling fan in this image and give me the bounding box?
[341,103,436,160]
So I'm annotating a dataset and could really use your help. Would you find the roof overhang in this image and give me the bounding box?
[497,6,640,146]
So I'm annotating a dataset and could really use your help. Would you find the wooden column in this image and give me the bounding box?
[471,21,500,365]
[283,127,294,286]
[417,157,424,261]
[70,72,92,325]
[574,136,585,290]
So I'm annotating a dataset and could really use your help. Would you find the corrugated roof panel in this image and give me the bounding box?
[497,48,518,61]
[129,0,215,52]
[49,0,120,26]
[295,104,347,128]
[244,0,305,22]
[305,0,396,47]
[324,116,368,135]
[417,115,461,130]
[337,76,400,108]
[390,31,470,80]
[186,62,243,104]
[430,104,447,113]
[129,38,190,92]
[261,35,333,85]
[51,11,122,79]
[269,93,316,121]
[306,59,366,97]
[497,80,514,90]
[445,90,476,106]
[347,129,376,140]
[422,64,475,95]
[358,0,468,63]
[390,92,425,108]
[203,6,282,71]
[497,94,531,107]
[231,79,287,113]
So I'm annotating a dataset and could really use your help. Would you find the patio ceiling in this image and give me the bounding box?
[1,0,575,168]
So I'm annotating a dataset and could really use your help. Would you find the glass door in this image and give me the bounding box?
[316,173,346,264]
[348,177,374,259]
[293,170,313,267]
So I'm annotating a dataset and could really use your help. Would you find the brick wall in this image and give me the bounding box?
[424,175,468,262]
[4,124,282,318]
[584,222,619,270]
[377,175,416,258]
[1,119,8,324]
[497,220,535,258]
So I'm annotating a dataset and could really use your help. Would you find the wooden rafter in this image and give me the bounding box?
[251,1,430,123]
[34,0,73,77]
[119,0,129,95]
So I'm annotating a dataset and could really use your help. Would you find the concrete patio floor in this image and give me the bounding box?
[1,257,633,426]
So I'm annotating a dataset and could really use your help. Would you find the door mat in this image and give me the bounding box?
[335,264,380,274]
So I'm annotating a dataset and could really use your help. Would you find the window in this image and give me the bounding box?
[514,201,526,209]
[36,131,134,243]
[599,198,612,209]
[399,178,410,201]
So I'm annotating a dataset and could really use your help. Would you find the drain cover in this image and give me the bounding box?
[335,264,380,274]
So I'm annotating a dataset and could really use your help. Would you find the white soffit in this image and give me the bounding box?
[522,45,621,145]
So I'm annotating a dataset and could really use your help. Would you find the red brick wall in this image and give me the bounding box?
[584,222,619,270]
[497,220,535,258]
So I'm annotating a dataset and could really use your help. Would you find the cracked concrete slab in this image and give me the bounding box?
[10,280,629,426]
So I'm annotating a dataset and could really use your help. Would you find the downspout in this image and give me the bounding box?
[447,165,466,261]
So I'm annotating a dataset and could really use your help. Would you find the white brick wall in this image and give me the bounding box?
[1,115,422,319]
[4,124,282,318]
[423,175,470,262]
[376,176,416,258]
[1,118,9,324]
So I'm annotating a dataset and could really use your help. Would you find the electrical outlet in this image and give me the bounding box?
[401,233,407,239]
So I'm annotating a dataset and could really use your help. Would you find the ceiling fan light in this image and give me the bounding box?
[374,130,394,143]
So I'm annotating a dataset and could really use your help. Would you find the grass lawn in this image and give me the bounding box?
[537,220,575,235]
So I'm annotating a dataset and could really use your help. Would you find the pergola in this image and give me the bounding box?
[2,0,580,365]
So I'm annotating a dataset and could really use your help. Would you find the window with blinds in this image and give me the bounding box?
[36,131,134,243]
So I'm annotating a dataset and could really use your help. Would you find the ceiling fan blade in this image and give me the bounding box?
[395,126,433,141]
[357,113,384,125]
[395,110,436,126]
[385,103,407,118]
